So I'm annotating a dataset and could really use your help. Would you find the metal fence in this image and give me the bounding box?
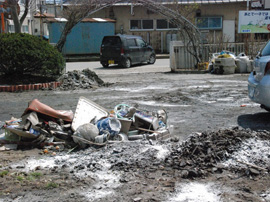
[170,41,267,70]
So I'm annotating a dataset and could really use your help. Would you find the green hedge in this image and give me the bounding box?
[0,33,65,78]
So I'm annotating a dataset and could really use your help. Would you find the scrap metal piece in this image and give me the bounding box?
[22,99,74,123]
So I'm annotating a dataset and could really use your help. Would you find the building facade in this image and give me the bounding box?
[90,1,249,53]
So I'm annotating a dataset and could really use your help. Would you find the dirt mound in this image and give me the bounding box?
[58,69,106,90]
[164,127,270,178]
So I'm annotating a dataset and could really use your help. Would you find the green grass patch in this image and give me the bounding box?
[0,170,9,177]
[30,172,42,178]
[46,182,58,189]
[16,175,25,182]
[26,176,34,181]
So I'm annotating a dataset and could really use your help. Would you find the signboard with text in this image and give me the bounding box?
[238,10,270,33]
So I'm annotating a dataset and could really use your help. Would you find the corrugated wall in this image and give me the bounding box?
[48,22,115,55]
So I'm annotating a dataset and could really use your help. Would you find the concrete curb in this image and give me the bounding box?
[65,54,170,62]
[0,81,61,92]
[171,70,209,74]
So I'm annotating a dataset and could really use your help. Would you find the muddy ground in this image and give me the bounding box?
[1,63,270,201]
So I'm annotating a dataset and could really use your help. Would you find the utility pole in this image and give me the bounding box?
[40,0,43,39]
[54,0,57,18]
[0,3,5,33]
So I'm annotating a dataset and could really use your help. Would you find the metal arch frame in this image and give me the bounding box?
[77,0,202,42]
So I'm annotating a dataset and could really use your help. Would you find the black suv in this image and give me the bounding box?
[100,34,156,68]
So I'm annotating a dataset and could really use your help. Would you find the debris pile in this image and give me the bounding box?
[0,97,170,152]
[208,51,253,74]
[58,69,105,90]
[163,128,270,178]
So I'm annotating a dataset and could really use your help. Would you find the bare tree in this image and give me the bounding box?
[141,0,202,64]
[56,0,201,62]
[6,0,32,33]
[170,3,202,65]
[56,0,122,52]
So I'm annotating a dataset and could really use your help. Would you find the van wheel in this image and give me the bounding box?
[148,54,156,64]
[102,63,109,68]
[123,58,131,68]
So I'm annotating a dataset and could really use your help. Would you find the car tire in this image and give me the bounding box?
[102,63,109,68]
[148,54,156,64]
[261,104,270,112]
[122,58,131,68]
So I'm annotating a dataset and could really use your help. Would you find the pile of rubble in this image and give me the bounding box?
[58,69,106,90]
[0,97,170,152]
[163,128,270,178]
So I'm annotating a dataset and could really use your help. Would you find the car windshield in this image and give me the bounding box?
[261,40,270,57]
[102,37,121,46]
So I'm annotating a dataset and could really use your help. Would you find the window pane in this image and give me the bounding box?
[209,17,222,29]
[196,17,222,30]
[142,20,153,29]
[136,38,146,47]
[157,19,168,29]
[169,22,177,29]
[22,25,29,33]
[127,39,137,46]
[197,18,208,29]
[102,36,121,46]
[9,25,15,32]
[130,20,141,30]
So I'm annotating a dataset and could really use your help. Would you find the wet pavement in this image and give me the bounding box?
[0,62,269,141]
[1,61,270,201]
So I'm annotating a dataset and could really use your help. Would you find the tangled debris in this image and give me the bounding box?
[1,97,170,152]
[58,69,106,90]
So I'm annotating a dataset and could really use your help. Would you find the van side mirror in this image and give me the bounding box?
[256,51,261,59]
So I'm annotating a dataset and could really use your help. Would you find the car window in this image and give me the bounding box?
[136,38,146,47]
[261,40,270,56]
[127,39,137,47]
[102,37,121,46]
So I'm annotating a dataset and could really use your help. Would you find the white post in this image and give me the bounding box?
[247,0,249,10]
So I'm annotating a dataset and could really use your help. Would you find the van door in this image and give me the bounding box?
[126,38,140,63]
[136,38,148,62]
[101,36,122,60]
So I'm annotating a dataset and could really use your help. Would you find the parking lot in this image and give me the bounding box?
[1,59,269,140]
[2,59,270,201]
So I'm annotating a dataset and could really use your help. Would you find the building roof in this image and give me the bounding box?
[59,0,247,6]
[45,17,116,23]
[114,0,248,5]
[158,0,247,2]
[34,12,55,18]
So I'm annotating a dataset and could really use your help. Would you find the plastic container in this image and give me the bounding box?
[247,60,253,73]
[96,117,121,136]
[215,58,235,66]
[72,97,109,131]
[235,59,247,73]
[223,66,236,74]
[118,118,132,134]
